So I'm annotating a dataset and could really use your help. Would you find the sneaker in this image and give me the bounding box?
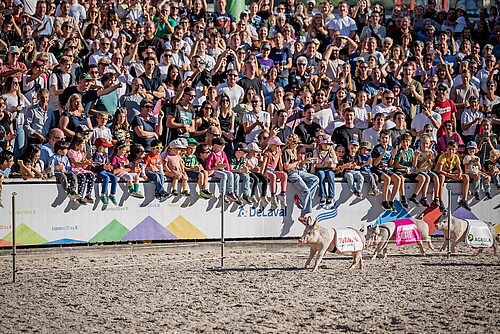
[77,198,87,205]
[84,195,94,204]
[160,191,172,200]
[278,193,287,206]
[485,192,492,200]
[458,199,471,211]
[68,191,81,200]
[100,195,109,205]
[297,215,311,225]
[260,195,270,205]
[234,197,243,206]
[326,198,333,205]
[473,192,480,201]
[409,195,419,205]
[389,201,397,212]
[130,191,145,199]
[382,201,391,210]
[201,189,213,198]
[223,195,231,204]
[271,195,278,207]
[155,192,163,199]
[171,190,179,196]
[250,195,258,204]
[400,197,408,209]
[433,198,440,207]
[419,198,429,207]
[367,189,376,196]
[181,190,190,197]
[228,193,240,202]
[355,191,363,198]
[373,188,382,196]
[294,194,304,209]
[439,200,446,212]
[109,195,118,205]
[242,194,252,205]
[319,197,327,206]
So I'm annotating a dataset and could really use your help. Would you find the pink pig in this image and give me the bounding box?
[298,218,365,272]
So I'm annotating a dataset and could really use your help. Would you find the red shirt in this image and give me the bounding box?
[1,62,27,83]
[433,98,457,138]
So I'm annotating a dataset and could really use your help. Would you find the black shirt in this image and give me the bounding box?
[332,125,362,149]
[59,86,99,109]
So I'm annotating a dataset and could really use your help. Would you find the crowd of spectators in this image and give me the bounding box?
[0,0,499,221]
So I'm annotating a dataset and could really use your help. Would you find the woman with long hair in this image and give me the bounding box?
[18,144,46,179]
[19,38,37,69]
[194,100,220,143]
[164,65,182,102]
[436,120,464,153]
[264,69,283,108]
[83,23,101,51]
[215,94,236,158]
[110,107,131,143]
[104,16,121,41]
[59,94,93,139]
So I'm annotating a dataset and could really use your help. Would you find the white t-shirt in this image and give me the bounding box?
[372,104,397,129]
[243,110,270,144]
[314,107,335,134]
[48,72,72,110]
[461,109,483,136]
[327,16,357,36]
[216,83,245,109]
[362,127,381,147]
[410,111,442,142]
[353,105,371,130]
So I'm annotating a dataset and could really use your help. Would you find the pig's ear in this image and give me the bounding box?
[374,226,380,235]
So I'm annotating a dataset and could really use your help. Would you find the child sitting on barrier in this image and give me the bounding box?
[372,129,401,212]
[205,137,242,205]
[230,143,252,205]
[434,140,471,211]
[313,135,337,206]
[464,141,492,200]
[245,142,270,205]
[414,134,439,207]
[356,141,381,196]
[109,141,144,198]
[261,136,288,207]
[342,140,364,198]
[128,143,147,179]
[18,144,47,179]
[482,149,500,190]
[68,134,96,205]
[92,138,119,206]
[144,139,170,200]
[0,150,14,208]
[92,112,113,145]
[164,139,190,196]
[48,141,80,201]
[393,133,430,208]
[183,138,212,199]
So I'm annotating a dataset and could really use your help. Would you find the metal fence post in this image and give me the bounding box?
[11,192,17,283]
[220,194,225,268]
[447,188,451,259]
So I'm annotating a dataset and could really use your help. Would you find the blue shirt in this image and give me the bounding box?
[48,154,73,176]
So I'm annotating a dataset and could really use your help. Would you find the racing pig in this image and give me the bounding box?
[298,218,365,272]
[434,216,498,255]
[365,218,435,260]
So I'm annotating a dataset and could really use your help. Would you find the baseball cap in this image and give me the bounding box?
[268,136,285,146]
[94,137,113,147]
[169,139,188,149]
[79,73,93,81]
[437,82,449,90]
[467,141,477,149]
[261,43,271,50]
[349,140,360,146]
[8,46,20,54]
[212,137,226,146]
[187,138,200,146]
[76,125,92,133]
[247,143,262,152]
[235,142,249,152]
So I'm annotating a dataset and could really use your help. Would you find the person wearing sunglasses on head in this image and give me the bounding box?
[131,98,164,152]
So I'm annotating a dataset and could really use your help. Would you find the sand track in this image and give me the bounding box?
[1,242,499,333]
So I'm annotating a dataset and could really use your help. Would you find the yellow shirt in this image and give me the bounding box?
[434,152,460,173]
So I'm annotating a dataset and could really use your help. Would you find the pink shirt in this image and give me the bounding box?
[206,150,230,171]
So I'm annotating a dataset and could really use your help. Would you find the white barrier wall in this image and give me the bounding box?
[0,180,498,246]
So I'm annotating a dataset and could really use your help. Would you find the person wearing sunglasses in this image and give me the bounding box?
[167,87,197,141]
[143,138,171,200]
[433,82,458,138]
[216,69,244,108]
[131,98,164,152]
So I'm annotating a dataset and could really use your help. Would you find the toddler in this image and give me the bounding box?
[356,141,381,196]
[48,140,80,201]
[313,135,337,206]
[261,136,288,207]
[110,141,144,198]
[144,139,170,200]
[183,138,212,199]
[245,143,269,204]
[343,140,364,198]
[0,151,15,208]
[164,139,190,196]
[92,138,119,206]
[464,141,492,200]
[414,134,439,207]
[68,134,96,205]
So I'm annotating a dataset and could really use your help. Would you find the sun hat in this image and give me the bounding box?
[187,138,200,146]
[467,141,477,149]
[286,134,302,145]
[247,143,262,152]
[169,139,188,149]
[360,141,372,150]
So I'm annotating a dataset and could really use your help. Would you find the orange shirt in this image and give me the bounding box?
[144,153,162,170]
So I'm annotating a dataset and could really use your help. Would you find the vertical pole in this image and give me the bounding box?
[447,188,451,259]
[11,192,17,283]
[220,194,225,268]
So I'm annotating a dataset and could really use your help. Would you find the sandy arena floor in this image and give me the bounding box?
[0,240,499,333]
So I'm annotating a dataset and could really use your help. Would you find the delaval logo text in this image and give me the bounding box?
[237,206,287,218]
